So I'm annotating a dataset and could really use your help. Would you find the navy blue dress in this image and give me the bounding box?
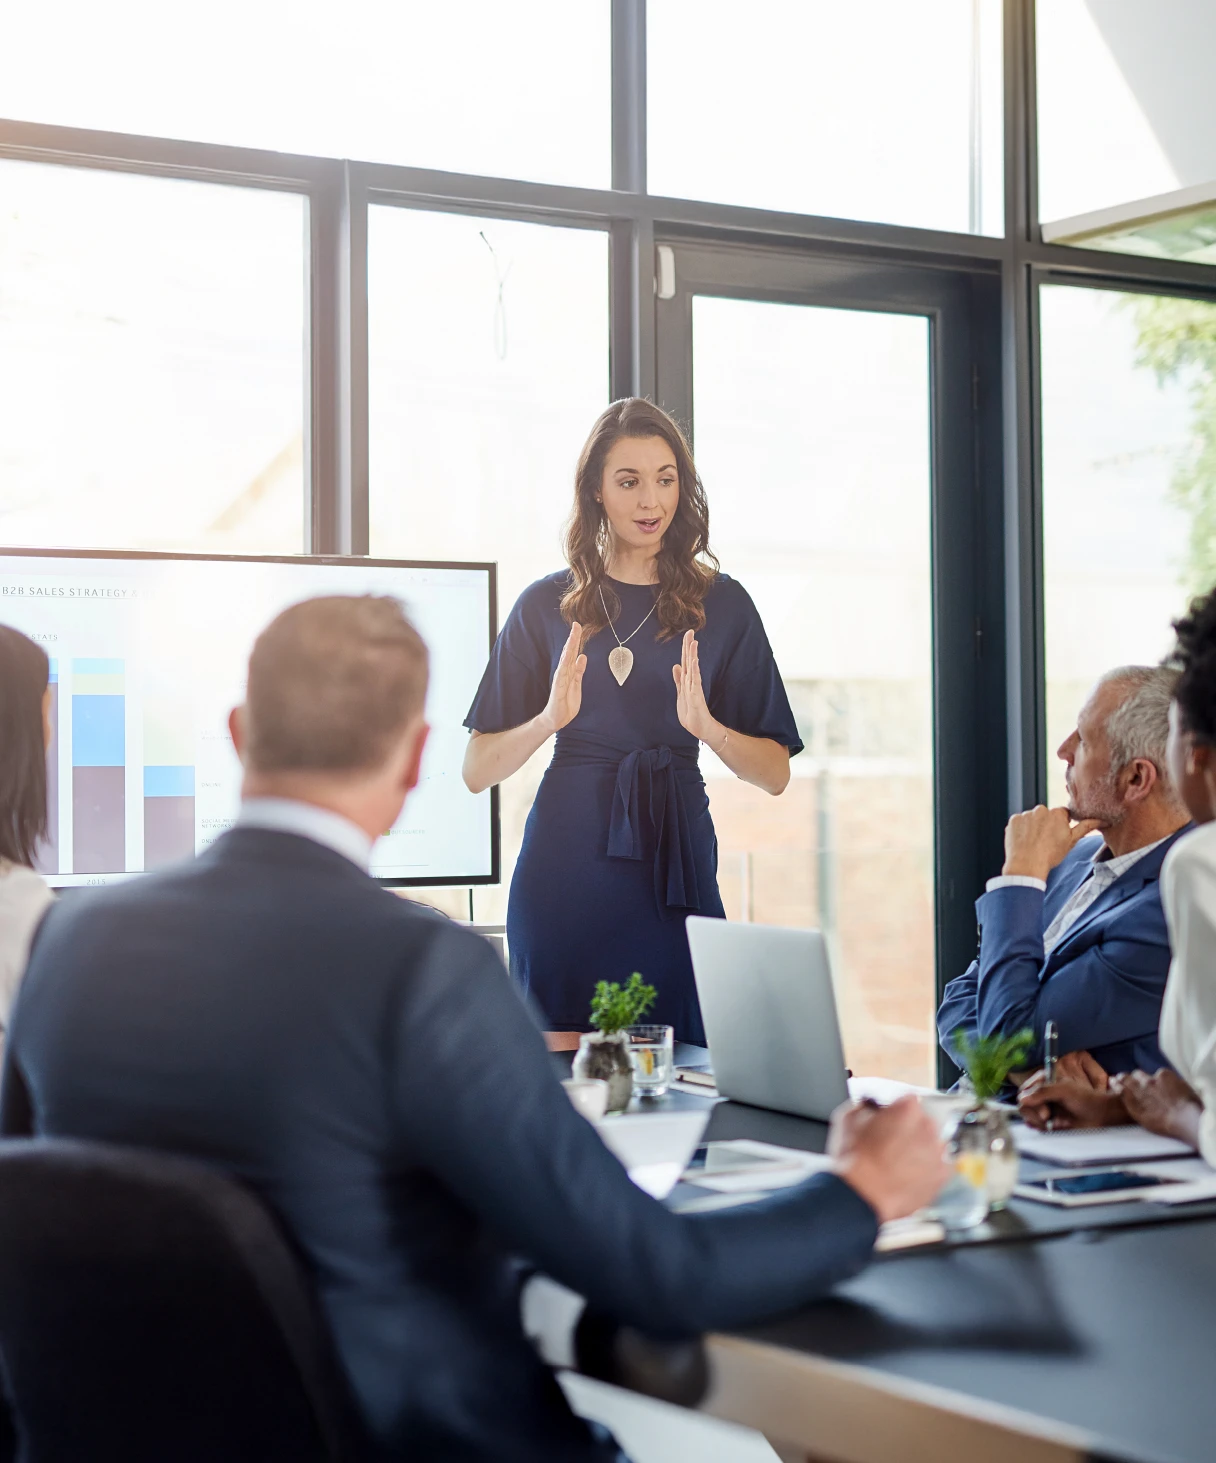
[465,571,803,1044]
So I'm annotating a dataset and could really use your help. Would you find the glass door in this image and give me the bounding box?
[656,244,999,1085]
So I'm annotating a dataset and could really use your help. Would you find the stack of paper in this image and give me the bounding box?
[1014,1126,1196,1167]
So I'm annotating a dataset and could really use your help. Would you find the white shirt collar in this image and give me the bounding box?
[236,797,374,872]
[1089,833,1171,884]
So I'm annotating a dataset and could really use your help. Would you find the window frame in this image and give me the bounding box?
[6,0,1216,1042]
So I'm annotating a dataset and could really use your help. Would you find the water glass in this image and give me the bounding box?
[627,1024,675,1097]
[932,1108,991,1231]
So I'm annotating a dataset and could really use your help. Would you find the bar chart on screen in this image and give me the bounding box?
[1,572,203,884]
[1,550,497,887]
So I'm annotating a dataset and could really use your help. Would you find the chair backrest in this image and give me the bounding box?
[0,1139,366,1463]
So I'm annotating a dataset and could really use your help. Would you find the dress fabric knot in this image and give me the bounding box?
[607,744,701,915]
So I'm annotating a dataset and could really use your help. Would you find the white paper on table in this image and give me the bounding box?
[685,1138,832,1193]
[1146,1178,1216,1205]
[595,1109,709,1199]
[1127,1157,1215,1182]
[848,1075,938,1104]
[1014,1126,1196,1166]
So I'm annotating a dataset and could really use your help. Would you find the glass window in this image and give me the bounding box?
[1041,284,1216,805]
[1,0,610,189]
[691,296,936,1085]
[648,0,1003,235]
[0,160,306,553]
[1037,0,1216,225]
[368,206,609,921]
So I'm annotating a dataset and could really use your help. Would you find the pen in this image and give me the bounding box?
[1044,1019,1058,1132]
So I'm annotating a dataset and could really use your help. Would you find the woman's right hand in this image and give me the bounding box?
[539,622,587,736]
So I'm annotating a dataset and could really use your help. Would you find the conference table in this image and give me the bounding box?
[583,1047,1216,1463]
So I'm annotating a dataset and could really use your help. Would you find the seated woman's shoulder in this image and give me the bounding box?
[1167,822,1216,883]
[0,862,52,901]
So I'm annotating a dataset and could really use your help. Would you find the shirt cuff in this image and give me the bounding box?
[986,874,1047,894]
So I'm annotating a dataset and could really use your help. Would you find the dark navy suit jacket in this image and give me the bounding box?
[937,829,1189,1075]
[0,828,878,1463]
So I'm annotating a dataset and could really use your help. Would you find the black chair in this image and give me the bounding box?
[0,1139,367,1463]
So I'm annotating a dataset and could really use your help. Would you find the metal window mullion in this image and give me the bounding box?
[1002,0,1044,813]
[610,0,653,401]
[611,0,646,195]
[307,162,368,557]
[340,163,370,555]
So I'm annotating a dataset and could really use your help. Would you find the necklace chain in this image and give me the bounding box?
[599,586,658,647]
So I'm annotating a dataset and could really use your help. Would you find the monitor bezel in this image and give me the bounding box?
[0,545,501,890]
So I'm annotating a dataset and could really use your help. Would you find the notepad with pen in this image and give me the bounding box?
[1014,1126,1197,1167]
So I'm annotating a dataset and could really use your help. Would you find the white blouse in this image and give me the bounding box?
[1159,822,1216,1166]
[0,862,53,1032]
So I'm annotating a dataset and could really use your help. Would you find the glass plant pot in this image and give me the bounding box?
[979,1104,1019,1209]
[933,1108,991,1231]
[571,1032,633,1113]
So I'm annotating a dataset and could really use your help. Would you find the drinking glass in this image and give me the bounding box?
[932,1108,991,1231]
[627,1025,675,1097]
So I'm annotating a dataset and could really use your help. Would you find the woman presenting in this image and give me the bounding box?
[463,399,801,1044]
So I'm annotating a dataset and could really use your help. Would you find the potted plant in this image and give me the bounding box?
[950,1027,1033,1209]
[571,973,657,1114]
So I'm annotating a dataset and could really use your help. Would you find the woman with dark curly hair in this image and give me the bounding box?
[0,625,54,1032]
[462,399,800,1042]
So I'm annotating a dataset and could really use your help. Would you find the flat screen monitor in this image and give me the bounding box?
[0,549,498,888]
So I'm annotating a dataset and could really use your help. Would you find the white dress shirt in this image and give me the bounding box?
[1158,822,1216,1166]
[237,797,374,872]
[986,835,1170,958]
[0,861,53,1031]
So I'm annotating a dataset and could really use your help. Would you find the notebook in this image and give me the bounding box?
[1014,1125,1196,1167]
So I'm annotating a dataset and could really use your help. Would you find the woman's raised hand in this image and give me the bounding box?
[540,622,587,735]
[673,629,715,743]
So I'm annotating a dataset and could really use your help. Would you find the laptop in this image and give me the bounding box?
[685,917,850,1121]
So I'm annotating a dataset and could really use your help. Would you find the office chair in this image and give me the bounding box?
[0,1139,367,1463]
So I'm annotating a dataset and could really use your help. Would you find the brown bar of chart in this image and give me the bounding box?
[143,679,195,869]
[72,659,126,875]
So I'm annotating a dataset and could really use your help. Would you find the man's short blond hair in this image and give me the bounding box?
[245,596,428,774]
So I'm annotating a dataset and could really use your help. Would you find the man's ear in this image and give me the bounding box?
[402,719,430,795]
[1121,757,1159,804]
[228,705,246,764]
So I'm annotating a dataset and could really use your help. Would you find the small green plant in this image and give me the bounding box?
[951,1028,1034,1104]
[590,973,656,1035]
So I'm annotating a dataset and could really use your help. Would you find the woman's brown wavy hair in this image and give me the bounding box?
[559,399,718,642]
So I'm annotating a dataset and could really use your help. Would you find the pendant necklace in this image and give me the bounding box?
[599,585,658,686]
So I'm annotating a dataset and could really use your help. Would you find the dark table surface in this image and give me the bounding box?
[570,1044,1216,1463]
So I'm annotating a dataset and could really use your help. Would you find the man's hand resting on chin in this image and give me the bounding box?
[828,1095,950,1225]
[1001,806,1102,882]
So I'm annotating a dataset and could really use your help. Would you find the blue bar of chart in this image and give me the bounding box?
[72,658,125,874]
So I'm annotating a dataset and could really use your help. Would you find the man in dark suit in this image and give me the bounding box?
[1,595,947,1463]
[938,666,1190,1080]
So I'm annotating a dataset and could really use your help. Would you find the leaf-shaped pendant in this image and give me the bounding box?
[608,646,633,686]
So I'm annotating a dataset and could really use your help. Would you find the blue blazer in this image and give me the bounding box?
[937,829,1190,1075]
[0,829,878,1463]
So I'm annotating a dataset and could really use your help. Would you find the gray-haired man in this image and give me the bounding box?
[938,666,1191,1081]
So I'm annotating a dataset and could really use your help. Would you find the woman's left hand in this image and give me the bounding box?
[673,630,717,744]
[1112,1068,1203,1144]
